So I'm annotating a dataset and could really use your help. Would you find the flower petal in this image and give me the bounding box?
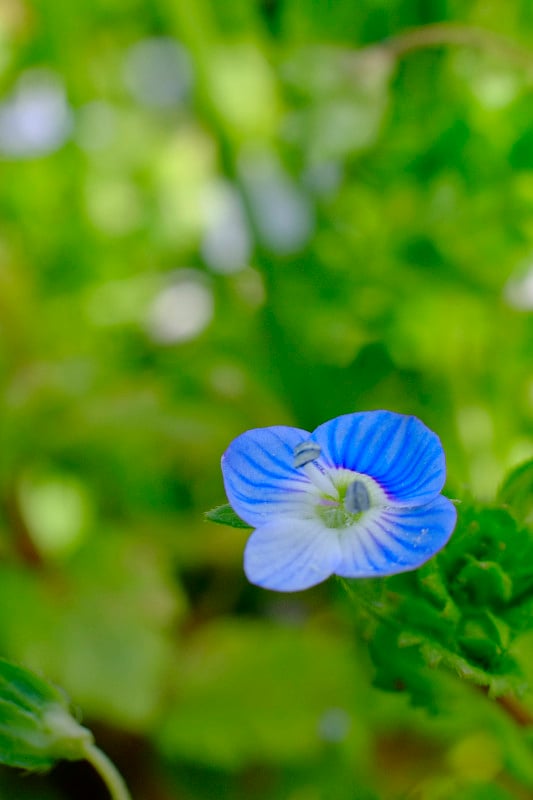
[335,495,457,578]
[244,517,342,591]
[312,411,446,506]
[221,425,314,528]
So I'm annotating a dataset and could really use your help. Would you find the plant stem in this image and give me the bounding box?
[82,741,133,800]
[346,22,533,73]
[491,690,533,727]
[381,22,533,66]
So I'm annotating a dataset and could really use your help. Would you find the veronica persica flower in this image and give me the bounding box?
[221,411,457,592]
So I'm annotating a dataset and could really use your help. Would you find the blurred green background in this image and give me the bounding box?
[0,0,532,798]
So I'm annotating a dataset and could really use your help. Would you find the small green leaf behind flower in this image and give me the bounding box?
[205,504,251,529]
[0,658,93,770]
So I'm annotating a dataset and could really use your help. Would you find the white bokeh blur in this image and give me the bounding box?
[0,69,71,158]
[146,270,214,344]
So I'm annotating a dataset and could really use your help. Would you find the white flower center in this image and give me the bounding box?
[293,441,387,529]
[314,469,385,528]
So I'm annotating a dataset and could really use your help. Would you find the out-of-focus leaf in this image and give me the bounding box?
[498,458,533,526]
[0,534,183,732]
[156,619,369,770]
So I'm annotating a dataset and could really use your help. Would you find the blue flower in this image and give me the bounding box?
[221,411,457,592]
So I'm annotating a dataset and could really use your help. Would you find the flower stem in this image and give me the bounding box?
[82,741,133,800]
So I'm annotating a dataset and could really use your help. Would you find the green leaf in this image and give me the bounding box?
[204,504,251,529]
[0,534,183,732]
[156,620,369,770]
[498,458,533,526]
[455,560,513,605]
[439,506,533,608]
[0,658,65,712]
[362,504,533,708]
[458,612,511,665]
[0,659,92,771]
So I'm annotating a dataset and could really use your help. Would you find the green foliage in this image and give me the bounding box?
[498,459,533,526]
[156,620,369,770]
[363,502,533,705]
[0,659,92,770]
[0,534,182,731]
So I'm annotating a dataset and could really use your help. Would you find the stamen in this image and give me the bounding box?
[303,462,337,495]
[293,440,336,495]
[293,440,322,468]
[344,480,371,514]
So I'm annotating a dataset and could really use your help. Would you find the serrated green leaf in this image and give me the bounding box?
[459,613,510,664]
[418,562,453,610]
[204,504,251,529]
[397,631,424,648]
[419,642,487,685]
[456,559,513,605]
[440,505,533,607]
[369,625,442,713]
[362,504,533,707]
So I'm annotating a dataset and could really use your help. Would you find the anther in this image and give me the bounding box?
[344,480,371,514]
[293,440,322,468]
